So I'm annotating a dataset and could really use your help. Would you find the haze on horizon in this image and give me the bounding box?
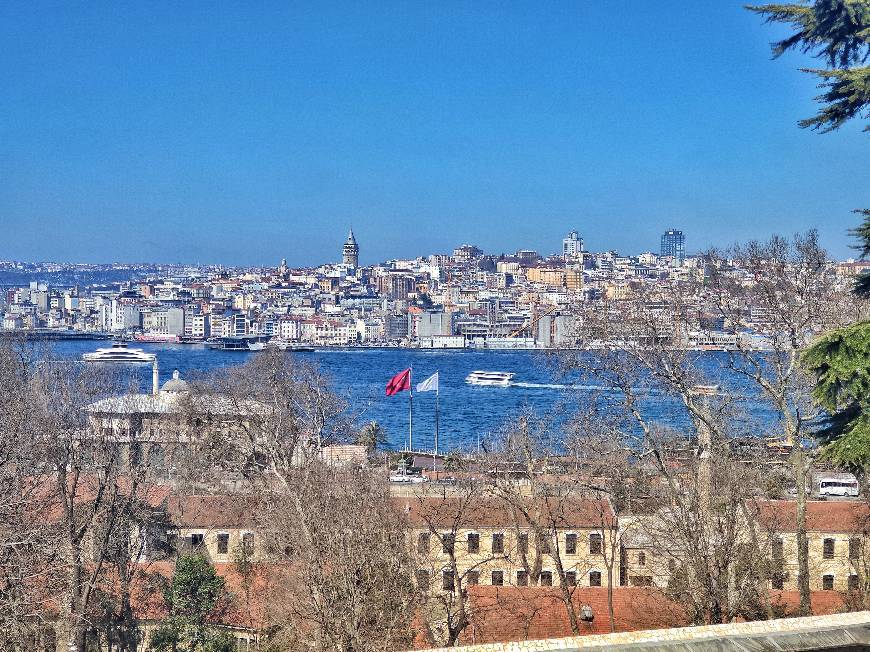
[1,1,867,267]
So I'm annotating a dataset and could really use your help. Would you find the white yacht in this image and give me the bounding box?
[82,342,156,363]
[465,370,515,387]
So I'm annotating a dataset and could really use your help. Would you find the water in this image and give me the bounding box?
[44,341,783,452]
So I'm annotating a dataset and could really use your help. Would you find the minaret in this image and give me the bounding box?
[342,228,359,267]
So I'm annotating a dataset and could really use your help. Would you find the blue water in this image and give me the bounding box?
[45,341,782,452]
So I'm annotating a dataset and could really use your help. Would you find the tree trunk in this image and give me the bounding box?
[793,445,811,615]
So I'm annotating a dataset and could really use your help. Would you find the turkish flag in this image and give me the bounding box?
[386,368,411,396]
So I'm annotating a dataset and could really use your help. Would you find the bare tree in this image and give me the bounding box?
[183,350,416,652]
[704,231,863,614]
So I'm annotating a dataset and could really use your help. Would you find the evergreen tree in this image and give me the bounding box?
[750,2,870,468]
[149,554,235,652]
[747,0,869,132]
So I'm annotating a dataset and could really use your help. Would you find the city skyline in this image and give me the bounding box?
[2,2,868,266]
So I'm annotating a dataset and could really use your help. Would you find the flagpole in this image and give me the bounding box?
[408,367,413,453]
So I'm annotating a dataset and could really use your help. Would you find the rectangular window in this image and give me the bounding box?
[467,533,480,554]
[849,574,859,591]
[589,571,602,587]
[492,533,504,554]
[518,533,528,555]
[242,532,254,555]
[416,570,430,589]
[442,570,455,592]
[771,537,784,559]
[540,571,553,586]
[491,570,504,586]
[565,533,577,555]
[850,538,860,561]
[217,533,229,555]
[590,533,602,555]
[823,538,835,560]
[823,574,834,591]
[191,533,204,547]
[538,535,551,555]
[517,570,529,586]
[417,532,430,555]
[638,551,647,567]
[442,533,455,555]
[564,571,577,587]
[466,570,479,586]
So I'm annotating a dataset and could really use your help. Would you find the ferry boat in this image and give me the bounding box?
[465,371,515,387]
[82,342,156,363]
[268,340,316,353]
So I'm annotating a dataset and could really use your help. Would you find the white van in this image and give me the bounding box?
[818,477,859,497]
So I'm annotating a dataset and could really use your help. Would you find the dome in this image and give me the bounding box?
[161,369,190,393]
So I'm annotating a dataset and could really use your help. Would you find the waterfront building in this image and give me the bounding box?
[660,229,685,262]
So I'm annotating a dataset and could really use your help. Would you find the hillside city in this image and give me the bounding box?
[3,1,870,651]
[4,228,869,350]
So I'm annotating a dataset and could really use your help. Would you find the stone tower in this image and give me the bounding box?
[342,228,359,267]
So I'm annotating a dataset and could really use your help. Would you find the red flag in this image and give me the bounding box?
[386,368,411,396]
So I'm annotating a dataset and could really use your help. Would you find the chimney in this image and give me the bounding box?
[152,358,160,396]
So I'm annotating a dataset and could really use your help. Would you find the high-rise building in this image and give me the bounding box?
[563,230,583,257]
[342,228,359,267]
[660,229,685,262]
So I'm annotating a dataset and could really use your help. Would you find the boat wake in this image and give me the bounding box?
[512,382,659,394]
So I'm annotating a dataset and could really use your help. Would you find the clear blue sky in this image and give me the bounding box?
[0,1,866,266]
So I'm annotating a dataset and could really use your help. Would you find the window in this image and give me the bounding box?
[565,533,577,555]
[668,559,676,572]
[771,537,784,559]
[823,574,834,591]
[538,535,551,555]
[849,574,859,591]
[589,571,602,587]
[590,533,602,555]
[540,571,553,586]
[242,532,254,555]
[517,570,529,586]
[518,533,529,555]
[442,569,455,592]
[491,570,504,586]
[466,570,479,586]
[467,533,480,554]
[850,538,860,561]
[638,551,646,567]
[416,570,430,589]
[442,533,455,555]
[823,538,835,560]
[771,573,784,590]
[492,533,504,554]
[564,571,577,587]
[417,532,430,555]
[191,533,204,548]
[217,533,229,555]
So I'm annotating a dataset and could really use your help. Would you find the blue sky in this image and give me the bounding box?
[0,1,866,266]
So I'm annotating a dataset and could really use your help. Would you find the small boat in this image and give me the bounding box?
[82,342,156,363]
[247,341,266,351]
[465,371,515,387]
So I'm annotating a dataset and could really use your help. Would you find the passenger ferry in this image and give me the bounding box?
[82,342,156,363]
[465,371,515,387]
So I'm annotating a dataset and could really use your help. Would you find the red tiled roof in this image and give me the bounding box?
[751,500,870,534]
[392,496,615,530]
[124,561,292,630]
[166,494,263,529]
[456,586,686,645]
[769,590,846,616]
